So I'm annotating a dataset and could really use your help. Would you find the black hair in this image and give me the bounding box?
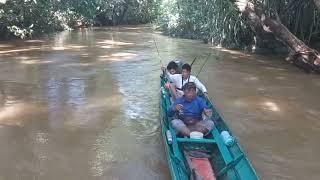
[167,61,178,70]
[182,63,191,72]
[182,82,196,91]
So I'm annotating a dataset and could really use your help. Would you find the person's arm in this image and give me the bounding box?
[165,71,177,83]
[168,99,183,117]
[194,77,208,94]
[198,97,212,117]
[161,66,172,80]
[168,100,178,117]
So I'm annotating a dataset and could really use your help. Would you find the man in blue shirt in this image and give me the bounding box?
[168,82,214,137]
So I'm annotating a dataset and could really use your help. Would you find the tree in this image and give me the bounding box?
[0,0,158,39]
[236,0,320,72]
[157,0,320,72]
[314,0,320,9]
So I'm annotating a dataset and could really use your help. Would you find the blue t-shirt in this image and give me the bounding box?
[168,96,208,120]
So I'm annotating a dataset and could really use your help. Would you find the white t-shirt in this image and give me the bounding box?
[167,73,207,93]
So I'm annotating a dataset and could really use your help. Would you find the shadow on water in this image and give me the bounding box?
[0,25,320,179]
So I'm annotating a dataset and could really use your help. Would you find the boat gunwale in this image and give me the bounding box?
[159,75,259,180]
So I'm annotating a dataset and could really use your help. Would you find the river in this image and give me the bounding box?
[0,25,319,179]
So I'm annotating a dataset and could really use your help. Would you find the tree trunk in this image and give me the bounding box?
[314,0,320,10]
[236,0,320,72]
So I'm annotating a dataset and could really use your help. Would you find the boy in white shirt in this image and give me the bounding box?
[165,63,208,101]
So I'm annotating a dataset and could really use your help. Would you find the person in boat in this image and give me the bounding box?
[161,59,182,96]
[165,63,208,101]
[162,59,183,75]
[166,61,179,75]
[168,82,214,137]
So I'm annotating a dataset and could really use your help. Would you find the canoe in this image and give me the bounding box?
[159,75,259,180]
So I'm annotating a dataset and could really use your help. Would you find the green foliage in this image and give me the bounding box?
[0,0,159,39]
[2,0,319,50]
[0,0,63,38]
[157,0,254,49]
[95,0,158,25]
[157,0,320,49]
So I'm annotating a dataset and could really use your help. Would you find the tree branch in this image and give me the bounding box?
[314,0,320,10]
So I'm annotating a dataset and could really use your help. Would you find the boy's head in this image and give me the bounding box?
[182,63,191,79]
[167,61,178,75]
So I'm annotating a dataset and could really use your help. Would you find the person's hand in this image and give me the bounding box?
[175,104,184,111]
[164,82,171,89]
[161,66,166,72]
[204,108,212,117]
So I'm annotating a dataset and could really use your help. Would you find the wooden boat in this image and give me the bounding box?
[159,75,259,180]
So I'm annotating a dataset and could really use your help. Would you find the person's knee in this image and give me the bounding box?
[171,119,186,131]
[205,120,215,131]
[196,120,214,132]
[171,119,190,136]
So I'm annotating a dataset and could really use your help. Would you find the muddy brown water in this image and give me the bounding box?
[0,25,319,180]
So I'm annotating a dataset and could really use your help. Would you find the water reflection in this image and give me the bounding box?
[0,102,39,126]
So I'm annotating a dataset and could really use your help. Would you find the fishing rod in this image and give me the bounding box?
[196,53,212,77]
[190,56,197,67]
[153,36,163,66]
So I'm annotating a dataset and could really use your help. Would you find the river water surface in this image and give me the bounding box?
[0,25,319,180]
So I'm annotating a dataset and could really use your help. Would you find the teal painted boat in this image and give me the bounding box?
[159,75,259,180]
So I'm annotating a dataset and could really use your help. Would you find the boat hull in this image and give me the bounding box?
[159,76,259,180]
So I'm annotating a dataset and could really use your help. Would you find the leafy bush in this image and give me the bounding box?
[0,0,159,39]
